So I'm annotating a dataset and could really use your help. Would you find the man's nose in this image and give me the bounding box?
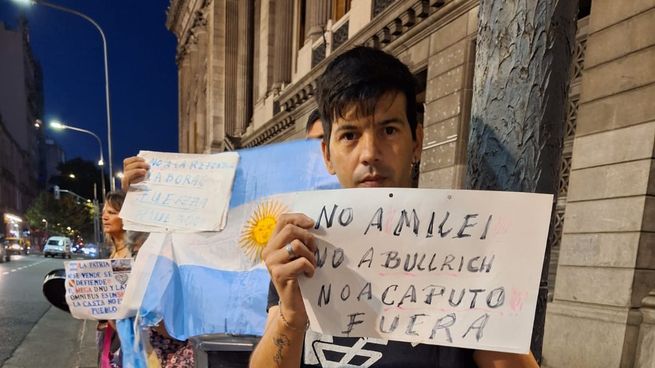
[359,132,381,165]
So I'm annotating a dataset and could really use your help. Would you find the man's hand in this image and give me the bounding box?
[121,156,150,190]
[262,213,317,329]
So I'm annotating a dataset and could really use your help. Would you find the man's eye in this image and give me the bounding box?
[340,132,356,141]
[384,126,397,135]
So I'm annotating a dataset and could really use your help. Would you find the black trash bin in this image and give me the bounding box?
[42,268,70,312]
[190,334,260,368]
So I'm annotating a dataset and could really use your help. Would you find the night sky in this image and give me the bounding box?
[0,0,178,178]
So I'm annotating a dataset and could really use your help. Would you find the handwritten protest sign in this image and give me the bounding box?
[290,188,552,354]
[120,150,239,232]
[65,259,133,320]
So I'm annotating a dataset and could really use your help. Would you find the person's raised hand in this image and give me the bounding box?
[262,213,317,329]
[121,156,150,190]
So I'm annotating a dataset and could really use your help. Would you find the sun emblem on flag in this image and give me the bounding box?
[239,200,287,262]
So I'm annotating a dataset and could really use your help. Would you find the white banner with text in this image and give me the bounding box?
[292,188,552,354]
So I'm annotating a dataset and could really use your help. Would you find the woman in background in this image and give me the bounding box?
[103,191,130,259]
[99,191,130,368]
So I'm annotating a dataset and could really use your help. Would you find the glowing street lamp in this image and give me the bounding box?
[49,120,106,199]
[115,172,124,190]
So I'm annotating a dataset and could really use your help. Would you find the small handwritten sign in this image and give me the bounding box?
[292,188,552,354]
[65,259,133,320]
[120,151,239,232]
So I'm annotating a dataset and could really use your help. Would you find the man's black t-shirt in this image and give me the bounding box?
[267,283,477,368]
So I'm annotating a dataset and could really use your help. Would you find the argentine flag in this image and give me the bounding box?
[117,139,339,366]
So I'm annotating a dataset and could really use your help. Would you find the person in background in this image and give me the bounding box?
[99,191,130,368]
[103,191,130,260]
[305,109,323,140]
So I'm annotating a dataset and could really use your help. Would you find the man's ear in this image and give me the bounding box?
[413,124,424,162]
[321,140,336,175]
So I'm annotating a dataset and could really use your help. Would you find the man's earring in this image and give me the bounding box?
[411,159,420,187]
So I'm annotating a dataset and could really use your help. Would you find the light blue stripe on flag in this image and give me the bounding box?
[231,138,339,208]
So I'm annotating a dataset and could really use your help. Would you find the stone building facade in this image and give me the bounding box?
[0,20,42,220]
[166,0,655,366]
[542,1,655,367]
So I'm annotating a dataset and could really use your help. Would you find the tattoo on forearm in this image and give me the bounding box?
[273,334,290,367]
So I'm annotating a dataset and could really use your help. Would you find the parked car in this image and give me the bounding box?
[0,239,9,263]
[5,237,27,255]
[43,236,73,259]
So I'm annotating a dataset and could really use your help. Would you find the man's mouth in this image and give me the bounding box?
[358,175,386,187]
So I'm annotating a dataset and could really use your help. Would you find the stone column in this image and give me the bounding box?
[177,56,190,153]
[195,29,209,153]
[209,0,226,151]
[542,2,655,367]
[272,0,293,90]
[224,0,238,135]
[256,0,275,100]
[236,0,254,134]
[306,0,330,41]
[188,41,199,153]
[635,290,655,367]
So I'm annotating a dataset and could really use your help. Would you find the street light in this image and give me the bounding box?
[115,171,124,191]
[68,173,76,179]
[12,0,115,190]
[50,120,106,199]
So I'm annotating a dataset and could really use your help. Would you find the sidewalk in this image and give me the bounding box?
[2,307,97,368]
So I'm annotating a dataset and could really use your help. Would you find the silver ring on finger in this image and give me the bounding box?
[285,243,297,260]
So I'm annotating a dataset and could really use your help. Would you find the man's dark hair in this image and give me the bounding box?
[315,46,418,145]
[305,109,321,133]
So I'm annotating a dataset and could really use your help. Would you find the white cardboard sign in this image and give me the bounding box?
[65,259,133,320]
[120,150,239,232]
[293,188,552,354]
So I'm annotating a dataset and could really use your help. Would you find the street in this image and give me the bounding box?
[0,254,96,368]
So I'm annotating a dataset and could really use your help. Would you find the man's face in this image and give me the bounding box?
[321,91,423,189]
[306,119,324,140]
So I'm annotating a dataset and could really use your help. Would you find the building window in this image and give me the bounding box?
[332,20,349,51]
[312,42,327,68]
[331,0,351,22]
[372,0,395,18]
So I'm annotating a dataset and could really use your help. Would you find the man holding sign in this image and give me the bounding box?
[250,47,539,367]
